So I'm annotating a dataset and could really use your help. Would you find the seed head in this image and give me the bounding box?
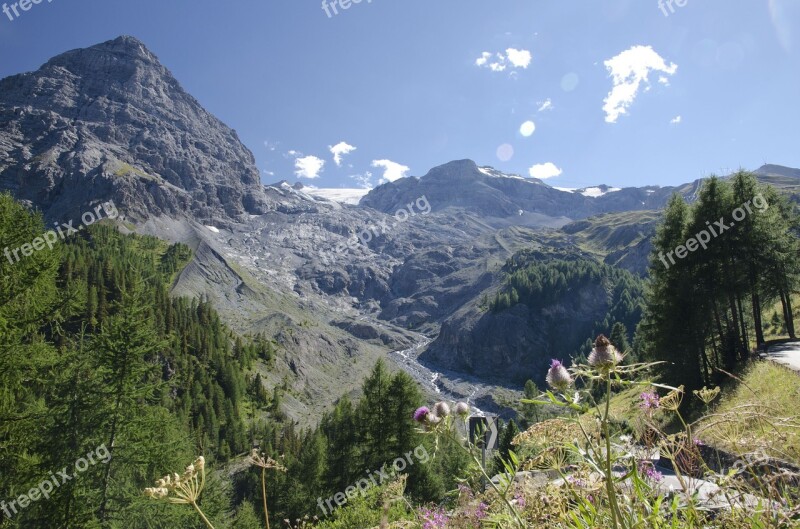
[588,335,622,370]
[434,401,451,417]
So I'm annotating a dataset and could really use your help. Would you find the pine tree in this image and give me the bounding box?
[91,282,167,527]
[609,322,630,357]
[357,360,393,470]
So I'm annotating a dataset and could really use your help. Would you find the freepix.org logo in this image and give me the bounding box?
[3,201,119,266]
[319,195,431,265]
[2,0,54,22]
[321,0,372,18]
[1,444,112,520]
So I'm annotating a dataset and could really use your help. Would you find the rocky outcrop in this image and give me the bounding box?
[0,36,268,223]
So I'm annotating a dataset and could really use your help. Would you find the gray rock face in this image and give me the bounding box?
[0,35,268,223]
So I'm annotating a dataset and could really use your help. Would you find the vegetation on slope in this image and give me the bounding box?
[637,171,800,394]
[698,361,800,465]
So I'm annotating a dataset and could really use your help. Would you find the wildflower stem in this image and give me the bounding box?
[447,424,525,529]
[261,467,270,529]
[467,450,526,529]
[603,375,622,529]
[190,500,215,529]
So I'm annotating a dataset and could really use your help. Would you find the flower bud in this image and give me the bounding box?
[455,402,470,416]
[434,401,451,417]
[546,359,573,391]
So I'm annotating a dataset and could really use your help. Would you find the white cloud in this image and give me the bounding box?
[537,99,554,112]
[602,45,678,123]
[350,171,373,190]
[528,162,563,179]
[329,141,356,166]
[294,155,325,179]
[371,159,410,184]
[670,115,682,124]
[475,52,492,67]
[476,48,532,73]
[506,48,532,68]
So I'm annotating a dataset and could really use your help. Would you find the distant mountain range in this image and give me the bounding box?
[2,36,798,421]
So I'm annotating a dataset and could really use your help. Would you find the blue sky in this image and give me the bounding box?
[0,0,798,190]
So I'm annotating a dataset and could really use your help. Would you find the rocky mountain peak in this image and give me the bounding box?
[421,159,481,182]
[46,35,160,71]
[0,36,268,223]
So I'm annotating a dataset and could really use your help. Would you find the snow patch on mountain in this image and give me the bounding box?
[579,186,621,198]
[304,188,370,205]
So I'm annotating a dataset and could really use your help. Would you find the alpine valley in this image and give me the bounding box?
[2,36,798,424]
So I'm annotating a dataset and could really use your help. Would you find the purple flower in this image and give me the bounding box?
[413,406,430,423]
[419,507,448,529]
[639,390,660,411]
[638,460,663,483]
[546,359,573,391]
[474,502,488,520]
[567,475,588,489]
[514,493,526,508]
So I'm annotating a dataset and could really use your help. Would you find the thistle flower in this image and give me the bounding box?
[413,406,430,423]
[588,335,622,370]
[545,359,573,391]
[434,401,451,417]
[455,402,470,416]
